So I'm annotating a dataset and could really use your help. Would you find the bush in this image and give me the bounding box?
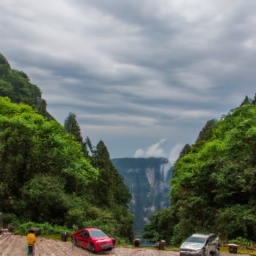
[14,222,73,236]
[229,237,252,247]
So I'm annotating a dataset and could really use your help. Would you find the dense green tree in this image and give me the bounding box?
[141,208,176,245]
[51,131,134,240]
[88,140,131,207]
[142,100,256,245]
[85,136,94,155]
[64,112,83,144]
[64,112,89,157]
[0,79,13,97]
[170,103,256,243]
[0,97,98,223]
[177,143,191,161]
[196,119,217,142]
[21,174,67,223]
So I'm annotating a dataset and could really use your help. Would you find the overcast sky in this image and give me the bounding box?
[1,0,256,163]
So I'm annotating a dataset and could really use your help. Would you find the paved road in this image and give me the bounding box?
[0,234,251,256]
[0,234,179,256]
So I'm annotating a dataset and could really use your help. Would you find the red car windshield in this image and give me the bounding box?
[89,230,108,238]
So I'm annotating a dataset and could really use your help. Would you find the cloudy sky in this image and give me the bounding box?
[1,0,256,163]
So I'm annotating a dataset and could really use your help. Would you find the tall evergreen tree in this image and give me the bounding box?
[178,143,191,160]
[83,140,134,240]
[240,95,251,106]
[88,140,117,206]
[196,119,217,142]
[64,112,83,144]
[87,139,132,207]
[64,112,89,157]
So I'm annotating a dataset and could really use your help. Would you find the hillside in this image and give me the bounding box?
[0,53,134,243]
[0,53,54,120]
[142,97,256,245]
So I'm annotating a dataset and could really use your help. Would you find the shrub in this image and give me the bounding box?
[229,237,252,247]
[14,222,73,236]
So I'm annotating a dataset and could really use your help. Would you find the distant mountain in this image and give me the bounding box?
[112,157,173,232]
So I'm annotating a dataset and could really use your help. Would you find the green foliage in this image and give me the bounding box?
[63,117,134,241]
[143,101,256,246]
[229,237,253,247]
[83,140,134,241]
[0,53,134,243]
[0,53,54,120]
[141,208,176,245]
[64,112,87,155]
[0,97,98,224]
[14,221,73,235]
[170,103,256,244]
[0,95,133,242]
[177,144,191,160]
[196,119,218,142]
[21,174,67,223]
[1,213,20,228]
[64,113,83,143]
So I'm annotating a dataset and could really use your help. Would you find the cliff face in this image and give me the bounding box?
[111,157,173,232]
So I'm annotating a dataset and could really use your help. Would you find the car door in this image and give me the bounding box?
[205,235,217,256]
[82,230,91,249]
[77,231,87,248]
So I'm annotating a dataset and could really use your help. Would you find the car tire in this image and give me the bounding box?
[89,243,95,253]
[72,238,77,247]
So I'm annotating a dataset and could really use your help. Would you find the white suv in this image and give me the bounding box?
[180,233,220,256]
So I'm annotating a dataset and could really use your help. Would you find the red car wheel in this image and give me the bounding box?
[89,243,95,253]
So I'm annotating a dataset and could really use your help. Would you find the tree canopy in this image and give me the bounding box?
[0,97,98,223]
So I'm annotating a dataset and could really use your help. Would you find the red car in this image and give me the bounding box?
[71,227,116,253]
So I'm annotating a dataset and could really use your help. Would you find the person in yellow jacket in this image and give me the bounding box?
[27,229,36,256]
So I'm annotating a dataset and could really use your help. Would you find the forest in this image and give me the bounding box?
[1,52,256,246]
[0,53,134,243]
[142,96,256,245]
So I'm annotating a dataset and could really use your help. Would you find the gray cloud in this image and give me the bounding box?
[1,0,256,158]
